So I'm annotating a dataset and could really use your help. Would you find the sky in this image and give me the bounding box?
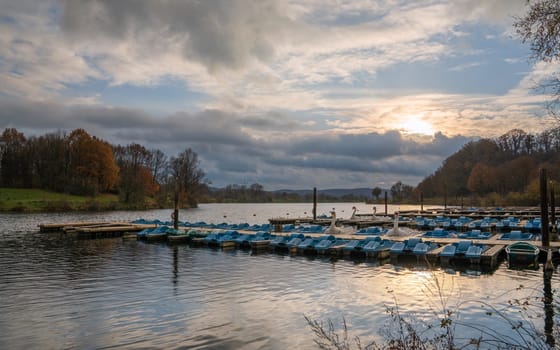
[0,0,558,190]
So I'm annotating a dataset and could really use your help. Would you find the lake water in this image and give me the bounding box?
[0,203,557,349]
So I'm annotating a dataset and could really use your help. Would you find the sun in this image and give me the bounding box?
[400,115,434,136]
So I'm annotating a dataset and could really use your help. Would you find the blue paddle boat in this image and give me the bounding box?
[342,237,377,257]
[457,229,492,240]
[505,241,540,268]
[363,238,394,259]
[440,240,488,264]
[390,237,422,257]
[499,230,535,241]
[422,228,457,238]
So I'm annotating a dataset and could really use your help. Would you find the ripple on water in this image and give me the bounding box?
[1,210,558,349]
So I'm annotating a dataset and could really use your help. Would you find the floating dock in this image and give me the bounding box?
[38,219,559,270]
[39,222,156,239]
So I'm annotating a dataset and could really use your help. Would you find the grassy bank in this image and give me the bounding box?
[0,188,122,212]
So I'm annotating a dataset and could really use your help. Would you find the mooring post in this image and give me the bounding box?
[544,260,555,347]
[173,189,179,230]
[540,168,550,248]
[550,182,557,241]
[312,187,317,221]
[384,191,388,216]
[444,184,447,210]
[420,191,423,212]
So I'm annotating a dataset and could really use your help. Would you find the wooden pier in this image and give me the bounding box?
[481,244,506,267]
[39,221,156,239]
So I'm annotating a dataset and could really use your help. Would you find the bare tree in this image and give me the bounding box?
[515,0,560,116]
[170,148,208,207]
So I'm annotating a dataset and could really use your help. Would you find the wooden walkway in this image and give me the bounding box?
[39,222,156,238]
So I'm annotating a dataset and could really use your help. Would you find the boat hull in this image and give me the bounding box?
[505,242,539,267]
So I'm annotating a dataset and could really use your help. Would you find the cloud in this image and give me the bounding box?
[0,0,552,189]
[59,0,299,72]
[0,96,471,188]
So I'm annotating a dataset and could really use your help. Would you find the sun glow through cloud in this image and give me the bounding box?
[401,115,435,136]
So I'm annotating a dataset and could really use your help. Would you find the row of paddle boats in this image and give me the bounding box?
[134,226,538,265]
[420,228,538,240]
[414,215,548,233]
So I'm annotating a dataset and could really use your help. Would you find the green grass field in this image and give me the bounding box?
[0,188,120,212]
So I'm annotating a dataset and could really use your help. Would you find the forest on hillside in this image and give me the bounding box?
[414,128,560,206]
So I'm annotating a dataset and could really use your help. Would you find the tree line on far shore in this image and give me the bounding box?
[414,128,560,206]
[0,128,208,209]
[2,126,560,208]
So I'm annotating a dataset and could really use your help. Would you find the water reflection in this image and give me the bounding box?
[544,268,555,347]
[0,204,557,349]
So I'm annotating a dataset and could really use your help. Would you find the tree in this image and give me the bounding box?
[170,148,208,207]
[149,149,168,185]
[496,129,528,155]
[514,0,560,115]
[67,129,118,195]
[390,181,413,202]
[0,128,30,188]
[467,163,497,195]
[114,143,158,204]
[27,131,68,192]
[371,186,382,200]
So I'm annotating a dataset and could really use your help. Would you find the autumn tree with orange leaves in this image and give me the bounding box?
[113,143,160,205]
[66,129,118,195]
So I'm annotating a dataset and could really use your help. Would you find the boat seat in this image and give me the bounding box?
[457,240,471,253]
[465,245,483,258]
[406,238,421,249]
[440,244,456,257]
[390,242,405,253]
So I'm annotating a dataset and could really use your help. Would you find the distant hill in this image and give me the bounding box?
[271,187,385,199]
[207,186,389,202]
[414,128,560,206]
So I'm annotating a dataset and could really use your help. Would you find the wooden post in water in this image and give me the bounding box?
[550,182,557,241]
[444,183,447,210]
[420,191,423,212]
[544,264,555,346]
[384,191,388,216]
[312,187,317,221]
[540,168,550,248]
[173,189,179,230]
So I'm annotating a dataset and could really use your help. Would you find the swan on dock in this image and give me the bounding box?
[325,210,354,235]
[386,212,417,237]
[349,206,357,220]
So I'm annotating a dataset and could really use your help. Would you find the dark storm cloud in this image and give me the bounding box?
[410,132,473,157]
[284,132,472,161]
[287,132,404,158]
[262,152,439,176]
[59,0,295,71]
[0,97,469,188]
